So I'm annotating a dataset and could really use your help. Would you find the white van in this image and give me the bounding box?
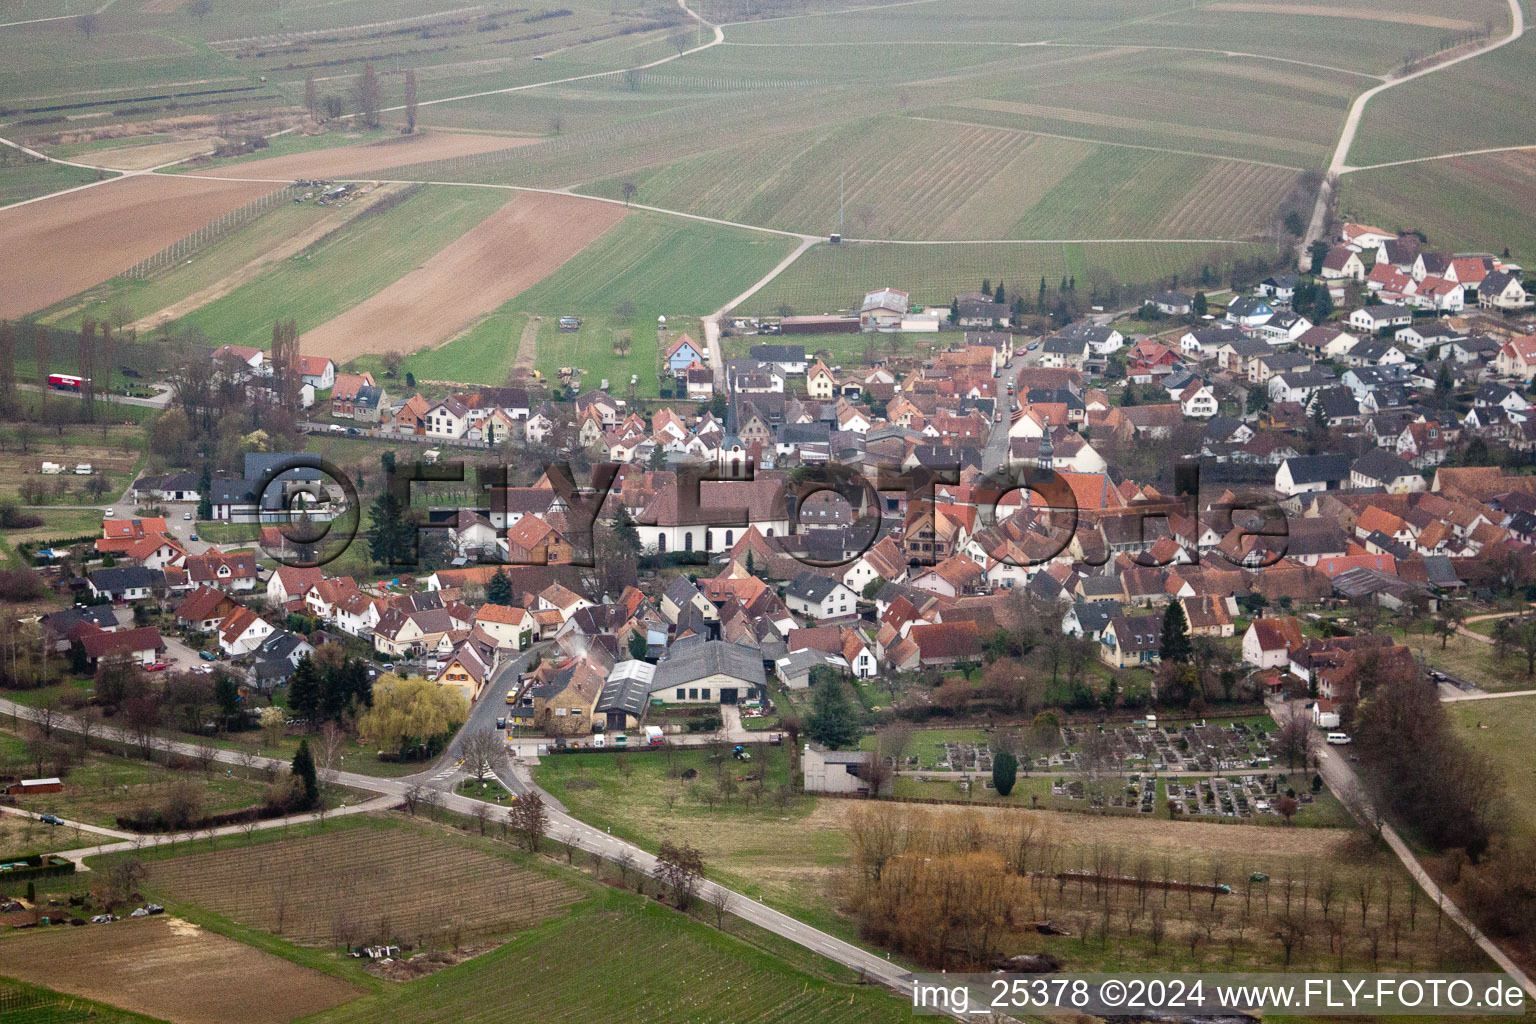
[1326,732,1352,745]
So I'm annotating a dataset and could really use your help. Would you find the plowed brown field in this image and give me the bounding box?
[199,130,536,182]
[300,191,626,360]
[0,916,361,1024]
[0,174,278,318]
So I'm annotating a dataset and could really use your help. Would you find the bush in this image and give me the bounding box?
[0,569,46,602]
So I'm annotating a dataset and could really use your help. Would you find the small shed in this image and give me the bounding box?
[6,778,63,795]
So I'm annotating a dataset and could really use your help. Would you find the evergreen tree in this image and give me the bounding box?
[981,278,991,296]
[1038,276,1047,313]
[291,739,319,808]
[1311,287,1333,323]
[613,505,640,553]
[214,676,240,729]
[992,750,1018,796]
[486,568,512,605]
[993,282,1006,307]
[1159,601,1193,664]
[368,491,414,566]
[806,676,860,749]
[628,630,649,661]
[288,654,323,720]
[1192,291,1207,317]
[196,466,212,521]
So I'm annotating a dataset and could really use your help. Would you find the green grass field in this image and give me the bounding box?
[532,316,675,400]
[1447,694,1536,841]
[745,239,1268,314]
[173,186,508,351]
[0,157,111,207]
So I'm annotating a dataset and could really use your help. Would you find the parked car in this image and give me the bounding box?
[199,650,217,661]
[183,512,192,520]
[104,509,115,518]
[145,662,168,672]
[39,814,61,825]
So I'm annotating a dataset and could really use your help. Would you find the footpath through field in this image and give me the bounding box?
[1298,0,1526,264]
[1268,696,1536,1001]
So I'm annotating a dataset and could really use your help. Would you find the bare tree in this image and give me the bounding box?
[77,13,100,38]
[355,62,383,129]
[656,840,705,909]
[462,728,506,783]
[507,791,547,852]
[471,801,491,836]
[403,780,426,815]
[616,849,637,889]
[708,887,732,929]
[621,182,636,207]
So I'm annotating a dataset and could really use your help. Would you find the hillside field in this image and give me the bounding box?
[1338,151,1536,260]
[303,896,911,1024]
[172,185,507,352]
[744,239,1269,314]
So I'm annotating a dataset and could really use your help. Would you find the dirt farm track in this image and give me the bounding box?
[0,916,362,1024]
[0,174,279,319]
[300,190,627,360]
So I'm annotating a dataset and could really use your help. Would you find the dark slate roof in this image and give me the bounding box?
[750,344,806,363]
[785,570,846,603]
[89,566,165,592]
[1282,454,1352,484]
[1351,448,1418,483]
[652,640,767,690]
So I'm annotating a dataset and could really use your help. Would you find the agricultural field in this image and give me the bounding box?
[1447,694,1536,841]
[172,185,508,353]
[298,191,626,362]
[512,212,798,317]
[0,916,363,1024]
[146,824,583,946]
[304,895,911,1024]
[193,130,537,182]
[0,174,280,320]
[1338,151,1536,261]
[34,193,347,333]
[744,239,1269,314]
[0,0,684,129]
[1346,28,1536,168]
[0,979,169,1024]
